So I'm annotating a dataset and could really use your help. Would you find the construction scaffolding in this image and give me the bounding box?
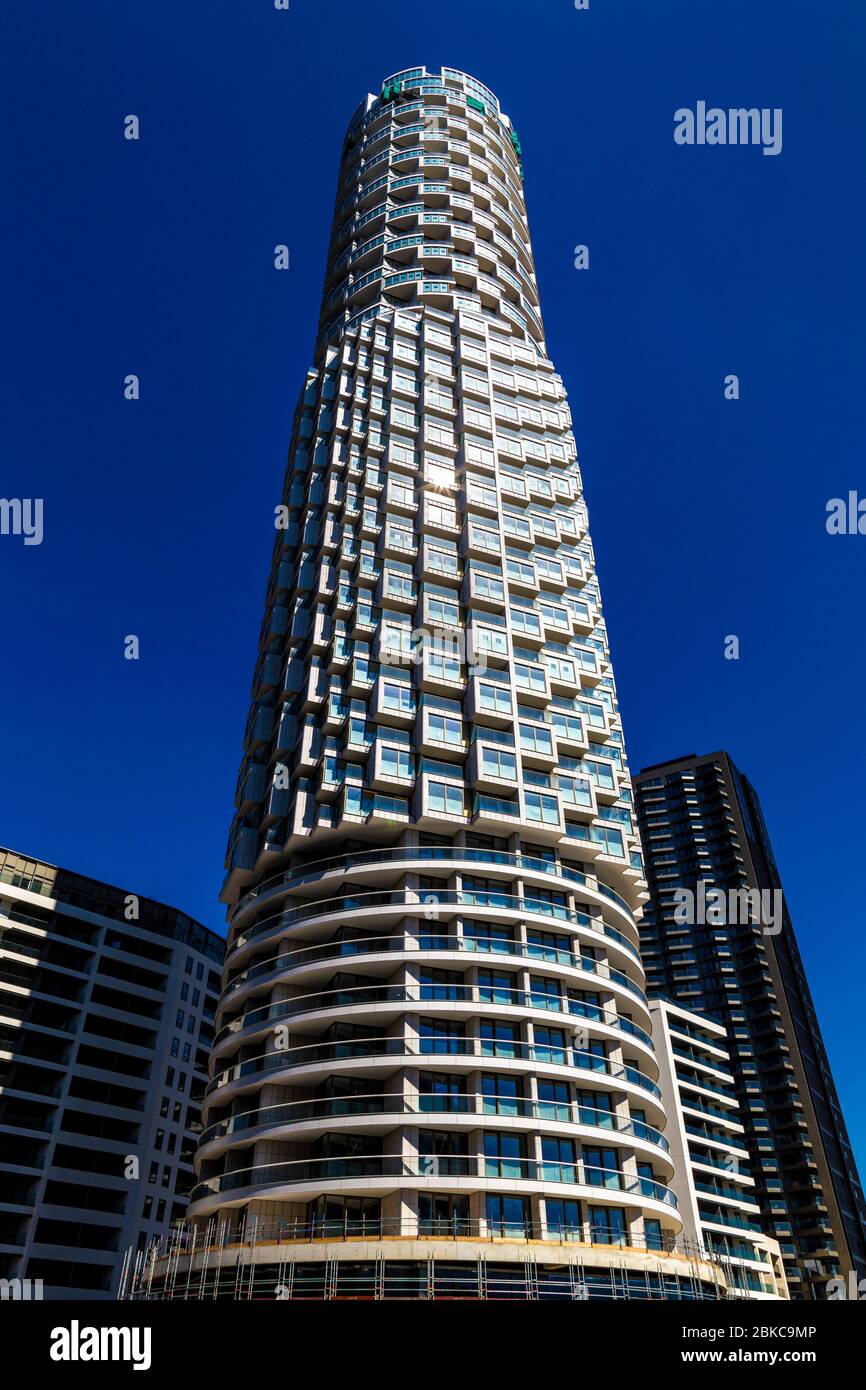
[119,1217,737,1302]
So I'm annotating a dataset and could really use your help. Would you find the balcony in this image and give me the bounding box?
[466,675,513,728]
[219,932,646,1019]
[190,1153,678,1215]
[199,1092,670,1159]
[471,792,520,833]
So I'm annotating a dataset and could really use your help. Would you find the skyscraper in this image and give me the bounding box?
[635,751,866,1300]
[650,999,788,1300]
[128,67,737,1301]
[0,846,223,1299]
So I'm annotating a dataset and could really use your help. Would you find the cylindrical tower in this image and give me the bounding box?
[138,67,728,1301]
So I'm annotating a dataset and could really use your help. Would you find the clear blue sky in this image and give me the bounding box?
[2,0,865,1167]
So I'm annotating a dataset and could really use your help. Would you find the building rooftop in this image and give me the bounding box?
[0,844,224,963]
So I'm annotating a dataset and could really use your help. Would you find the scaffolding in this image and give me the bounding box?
[119,1217,734,1302]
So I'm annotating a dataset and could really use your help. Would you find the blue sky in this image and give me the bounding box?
[2,0,865,1166]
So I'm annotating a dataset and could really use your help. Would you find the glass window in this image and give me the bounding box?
[478,682,511,715]
[428,780,465,816]
[529,975,561,1012]
[480,746,517,780]
[427,712,463,745]
[484,1132,525,1180]
[577,1091,614,1128]
[419,1193,470,1236]
[583,1147,620,1190]
[537,1079,570,1123]
[589,1206,627,1247]
[419,967,462,1002]
[568,989,603,1023]
[309,1195,381,1238]
[477,969,517,1006]
[575,1038,608,1073]
[418,1019,466,1054]
[381,745,412,779]
[520,722,553,756]
[644,1218,664,1252]
[486,1194,530,1238]
[463,920,514,954]
[480,1019,519,1059]
[418,1072,467,1113]
[546,1198,582,1240]
[527,929,571,965]
[419,1130,468,1176]
[637,1163,660,1199]
[525,791,560,826]
[532,1025,567,1065]
[541,1136,577,1183]
[480,1073,522,1117]
[382,681,414,712]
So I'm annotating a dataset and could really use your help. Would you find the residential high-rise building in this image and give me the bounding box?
[0,846,223,1299]
[128,67,746,1302]
[650,999,788,1300]
[636,751,866,1300]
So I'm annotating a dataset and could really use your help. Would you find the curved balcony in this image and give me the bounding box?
[190,1153,678,1213]
[211,982,657,1066]
[227,888,641,974]
[221,931,647,1012]
[204,1034,662,1110]
[199,1093,672,1160]
[229,845,635,927]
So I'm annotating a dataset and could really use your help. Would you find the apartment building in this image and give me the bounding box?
[636,752,866,1299]
[650,999,787,1299]
[0,846,223,1299]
